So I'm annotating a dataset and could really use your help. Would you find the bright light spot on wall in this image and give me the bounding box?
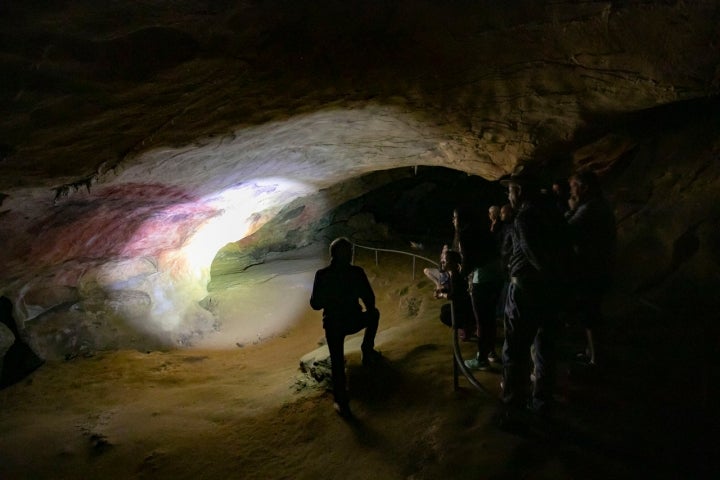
[180,177,315,281]
[125,177,318,339]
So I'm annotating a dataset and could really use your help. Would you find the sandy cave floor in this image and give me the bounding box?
[0,249,710,479]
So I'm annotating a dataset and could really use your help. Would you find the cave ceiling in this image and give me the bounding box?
[1,1,719,356]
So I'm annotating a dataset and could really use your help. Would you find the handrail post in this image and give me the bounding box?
[412,256,416,280]
[375,250,378,266]
[453,341,459,390]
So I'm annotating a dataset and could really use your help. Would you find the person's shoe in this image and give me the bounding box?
[487,351,500,364]
[361,349,382,367]
[333,402,352,418]
[464,357,491,371]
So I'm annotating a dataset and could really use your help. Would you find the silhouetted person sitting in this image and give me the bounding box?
[310,237,381,418]
[1,296,44,389]
[435,250,474,341]
[423,244,450,291]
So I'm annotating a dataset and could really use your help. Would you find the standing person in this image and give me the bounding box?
[492,203,515,361]
[465,209,504,370]
[500,173,569,417]
[565,170,616,366]
[488,205,501,233]
[310,237,381,418]
[462,205,502,370]
[451,205,486,345]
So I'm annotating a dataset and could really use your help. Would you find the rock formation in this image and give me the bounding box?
[0,1,718,359]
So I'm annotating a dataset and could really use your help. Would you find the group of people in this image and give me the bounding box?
[309,169,616,421]
[427,169,616,415]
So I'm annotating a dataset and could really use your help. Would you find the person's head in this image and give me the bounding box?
[500,204,513,222]
[329,237,353,265]
[501,172,540,209]
[552,179,568,198]
[488,205,500,222]
[569,170,600,203]
[444,250,462,272]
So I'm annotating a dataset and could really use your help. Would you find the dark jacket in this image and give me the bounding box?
[508,199,571,281]
[310,262,375,328]
[565,195,616,281]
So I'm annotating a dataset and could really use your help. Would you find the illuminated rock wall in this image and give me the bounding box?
[0,1,718,358]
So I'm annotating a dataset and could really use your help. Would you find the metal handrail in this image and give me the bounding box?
[450,300,493,395]
[350,241,493,396]
[351,242,439,279]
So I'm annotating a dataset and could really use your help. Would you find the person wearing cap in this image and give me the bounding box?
[500,173,570,416]
[310,237,381,418]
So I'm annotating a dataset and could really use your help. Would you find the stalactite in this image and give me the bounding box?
[52,176,95,204]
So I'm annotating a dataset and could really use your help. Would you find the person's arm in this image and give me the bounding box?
[309,271,324,311]
[565,201,590,246]
[356,268,376,312]
[515,209,543,273]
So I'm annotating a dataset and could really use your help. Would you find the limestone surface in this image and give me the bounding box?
[0,1,719,357]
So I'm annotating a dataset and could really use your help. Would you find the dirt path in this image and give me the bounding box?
[0,251,699,479]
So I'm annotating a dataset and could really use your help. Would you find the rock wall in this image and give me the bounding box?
[0,1,719,358]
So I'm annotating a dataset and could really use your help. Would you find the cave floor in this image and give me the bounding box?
[0,250,711,479]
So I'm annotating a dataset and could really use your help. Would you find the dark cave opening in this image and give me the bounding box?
[358,166,508,248]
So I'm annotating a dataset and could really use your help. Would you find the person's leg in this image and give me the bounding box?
[480,284,500,359]
[501,282,533,407]
[532,319,558,412]
[455,297,474,342]
[467,286,485,368]
[489,281,509,364]
[531,280,563,412]
[360,309,380,364]
[466,284,496,370]
[423,268,443,289]
[325,326,349,410]
[579,283,603,365]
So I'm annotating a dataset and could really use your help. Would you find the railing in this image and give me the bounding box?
[351,242,440,280]
[449,301,494,395]
[351,241,494,396]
